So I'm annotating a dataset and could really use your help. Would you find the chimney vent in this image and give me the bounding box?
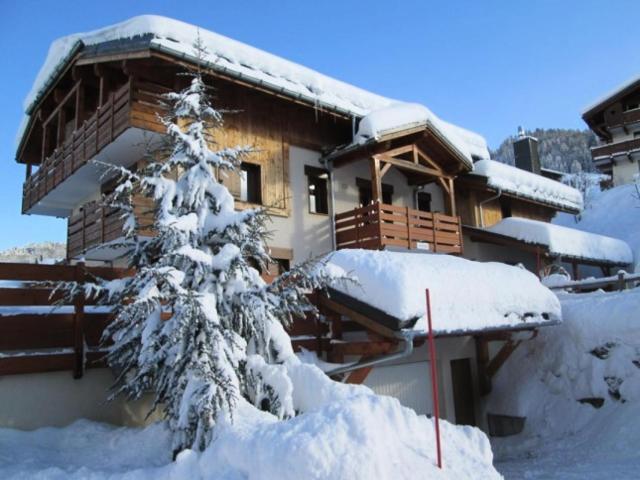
[513,127,540,174]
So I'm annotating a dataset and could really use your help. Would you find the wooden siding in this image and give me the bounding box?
[335,202,463,254]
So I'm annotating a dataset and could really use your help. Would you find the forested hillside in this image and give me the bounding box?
[491,128,598,173]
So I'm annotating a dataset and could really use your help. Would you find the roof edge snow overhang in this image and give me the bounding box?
[322,121,474,173]
[463,225,630,268]
[458,173,582,215]
[17,36,363,162]
[322,287,559,339]
[582,76,640,120]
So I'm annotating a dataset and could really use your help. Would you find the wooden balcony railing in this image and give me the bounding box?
[22,79,168,213]
[591,137,640,159]
[67,196,155,259]
[335,203,463,254]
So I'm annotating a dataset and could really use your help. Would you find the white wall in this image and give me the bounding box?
[0,369,160,430]
[362,336,483,429]
[613,158,640,186]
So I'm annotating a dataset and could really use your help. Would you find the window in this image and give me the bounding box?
[239,162,261,204]
[417,191,432,212]
[304,165,329,214]
[356,178,393,206]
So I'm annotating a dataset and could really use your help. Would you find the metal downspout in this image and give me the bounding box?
[325,330,417,377]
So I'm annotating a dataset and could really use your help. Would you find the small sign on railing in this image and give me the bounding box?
[416,241,430,251]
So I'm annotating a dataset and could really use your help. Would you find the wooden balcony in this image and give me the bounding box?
[22,79,167,214]
[591,137,640,159]
[335,203,463,254]
[67,196,155,259]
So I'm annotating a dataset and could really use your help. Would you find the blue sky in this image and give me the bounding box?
[1,0,639,250]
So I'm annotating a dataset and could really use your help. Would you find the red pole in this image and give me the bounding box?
[426,288,442,469]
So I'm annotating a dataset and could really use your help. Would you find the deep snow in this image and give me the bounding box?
[489,287,640,479]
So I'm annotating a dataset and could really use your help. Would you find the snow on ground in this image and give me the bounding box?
[555,183,640,271]
[487,217,633,265]
[487,287,640,479]
[470,160,583,212]
[326,249,560,333]
[0,358,501,480]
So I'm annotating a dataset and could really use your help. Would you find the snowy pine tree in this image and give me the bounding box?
[85,41,339,455]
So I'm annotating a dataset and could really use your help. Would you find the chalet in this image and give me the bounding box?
[583,75,640,185]
[2,15,632,436]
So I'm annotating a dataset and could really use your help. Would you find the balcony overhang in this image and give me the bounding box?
[23,127,156,217]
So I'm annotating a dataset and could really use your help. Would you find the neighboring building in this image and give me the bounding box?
[4,16,632,434]
[583,76,640,185]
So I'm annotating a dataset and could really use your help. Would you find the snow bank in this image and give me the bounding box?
[470,160,583,211]
[0,358,501,479]
[555,183,640,271]
[487,217,633,265]
[354,103,490,163]
[488,288,640,478]
[326,249,560,333]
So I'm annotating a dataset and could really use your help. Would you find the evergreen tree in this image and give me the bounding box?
[84,41,338,455]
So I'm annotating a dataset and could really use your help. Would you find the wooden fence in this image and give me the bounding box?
[0,263,329,378]
[335,202,463,254]
[0,262,131,378]
[548,271,640,293]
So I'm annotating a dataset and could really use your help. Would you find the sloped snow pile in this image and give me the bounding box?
[555,183,640,271]
[470,160,583,211]
[353,103,490,162]
[487,217,633,265]
[325,249,560,333]
[0,358,501,479]
[488,288,640,479]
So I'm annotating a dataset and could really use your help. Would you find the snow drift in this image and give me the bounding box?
[326,249,560,333]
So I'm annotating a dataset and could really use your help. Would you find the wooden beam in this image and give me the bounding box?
[379,162,392,179]
[370,156,382,203]
[415,145,444,173]
[318,294,397,339]
[447,177,456,216]
[331,340,398,356]
[379,143,414,159]
[486,340,522,378]
[345,362,374,384]
[475,336,492,396]
[375,154,442,178]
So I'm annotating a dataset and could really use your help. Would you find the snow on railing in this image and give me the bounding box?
[547,271,640,292]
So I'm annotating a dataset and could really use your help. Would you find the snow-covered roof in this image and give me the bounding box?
[353,103,490,163]
[583,73,640,116]
[469,159,584,212]
[487,217,633,265]
[325,249,560,334]
[19,15,489,162]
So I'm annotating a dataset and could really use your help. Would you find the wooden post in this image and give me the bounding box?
[75,81,84,129]
[25,164,32,180]
[572,261,579,281]
[618,271,626,291]
[406,206,412,249]
[447,177,456,216]
[370,156,382,203]
[73,261,86,379]
[432,213,438,253]
[475,336,491,395]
